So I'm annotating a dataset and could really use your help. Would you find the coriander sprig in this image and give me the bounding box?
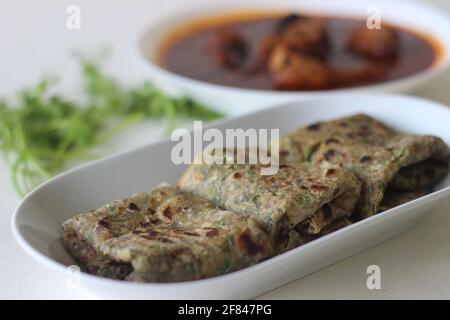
[0,59,223,197]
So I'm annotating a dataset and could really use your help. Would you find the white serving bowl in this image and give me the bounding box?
[137,0,450,115]
[12,94,450,299]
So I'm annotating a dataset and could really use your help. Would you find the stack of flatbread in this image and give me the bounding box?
[62,114,449,282]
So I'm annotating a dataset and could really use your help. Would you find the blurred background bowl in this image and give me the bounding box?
[137,0,450,115]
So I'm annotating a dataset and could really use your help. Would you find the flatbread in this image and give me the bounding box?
[280,114,450,218]
[62,186,271,282]
[280,218,353,253]
[378,188,430,212]
[177,160,361,252]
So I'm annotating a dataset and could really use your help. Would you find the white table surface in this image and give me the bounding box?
[1,0,450,300]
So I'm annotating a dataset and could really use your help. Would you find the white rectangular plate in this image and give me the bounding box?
[12,93,450,299]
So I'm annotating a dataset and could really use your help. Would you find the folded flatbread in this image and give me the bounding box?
[281,218,353,253]
[62,186,271,282]
[280,114,450,218]
[178,161,361,252]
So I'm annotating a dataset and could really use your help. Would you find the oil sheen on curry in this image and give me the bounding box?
[159,12,440,91]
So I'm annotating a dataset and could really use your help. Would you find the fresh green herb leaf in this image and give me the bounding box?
[0,58,223,197]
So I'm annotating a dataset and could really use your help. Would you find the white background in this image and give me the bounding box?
[1,0,450,299]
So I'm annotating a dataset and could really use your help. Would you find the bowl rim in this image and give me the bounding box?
[136,0,450,96]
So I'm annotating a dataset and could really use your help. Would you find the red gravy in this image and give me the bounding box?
[158,13,441,91]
